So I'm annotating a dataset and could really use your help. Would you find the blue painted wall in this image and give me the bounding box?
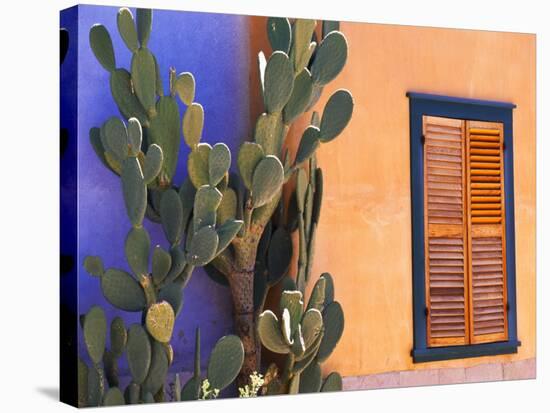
[72,5,251,374]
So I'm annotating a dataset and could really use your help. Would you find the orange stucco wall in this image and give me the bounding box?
[252,19,536,377]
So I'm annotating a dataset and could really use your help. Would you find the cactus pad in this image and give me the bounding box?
[152,246,172,285]
[187,225,219,266]
[103,387,125,406]
[160,189,184,245]
[175,72,195,105]
[117,8,138,52]
[208,143,231,186]
[101,269,146,312]
[84,256,104,277]
[317,301,344,362]
[126,324,152,384]
[188,143,211,188]
[110,316,127,357]
[264,51,294,113]
[257,310,289,354]
[321,372,343,392]
[83,306,107,365]
[299,361,322,393]
[311,31,348,86]
[89,24,115,72]
[251,155,284,208]
[193,185,222,231]
[292,19,316,71]
[131,48,157,111]
[121,157,147,227]
[301,308,323,348]
[237,142,264,190]
[319,89,354,142]
[295,126,321,165]
[182,103,204,147]
[267,17,291,54]
[110,69,148,125]
[143,143,163,184]
[216,219,243,254]
[207,335,244,390]
[142,340,169,394]
[267,227,293,284]
[284,69,314,124]
[145,301,175,343]
[125,226,150,276]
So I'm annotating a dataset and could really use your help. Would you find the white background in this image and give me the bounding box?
[0,0,547,411]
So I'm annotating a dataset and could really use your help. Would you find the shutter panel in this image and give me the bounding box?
[423,116,469,347]
[466,121,508,344]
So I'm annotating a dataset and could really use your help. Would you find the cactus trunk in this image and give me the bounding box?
[228,269,257,387]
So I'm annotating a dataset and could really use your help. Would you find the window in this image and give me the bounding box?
[407,92,520,362]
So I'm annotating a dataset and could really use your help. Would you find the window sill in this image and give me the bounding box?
[412,340,521,363]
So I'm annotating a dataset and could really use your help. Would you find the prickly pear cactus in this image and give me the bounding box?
[84,7,353,403]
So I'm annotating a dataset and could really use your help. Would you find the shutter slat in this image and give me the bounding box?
[423,116,469,347]
[466,121,508,344]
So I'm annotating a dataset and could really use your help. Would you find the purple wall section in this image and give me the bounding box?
[75,5,250,374]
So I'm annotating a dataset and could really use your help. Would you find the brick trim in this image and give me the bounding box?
[343,358,535,390]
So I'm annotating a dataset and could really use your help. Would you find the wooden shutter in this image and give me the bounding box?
[466,121,508,344]
[423,116,469,347]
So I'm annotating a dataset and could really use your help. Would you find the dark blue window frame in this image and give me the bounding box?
[407,92,520,363]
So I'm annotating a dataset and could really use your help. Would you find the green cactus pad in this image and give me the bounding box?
[181,376,200,401]
[131,48,156,111]
[110,69,148,126]
[195,186,222,230]
[208,143,231,186]
[124,383,140,404]
[188,143,212,188]
[142,144,163,184]
[237,142,264,190]
[280,290,304,335]
[111,316,127,357]
[311,31,348,86]
[148,96,180,180]
[158,281,184,316]
[283,69,314,124]
[321,272,335,305]
[254,112,285,156]
[126,118,142,156]
[136,9,152,47]
[292,19,317,72]
[87,366,104,406]
[175,72,195,105]
[179,178,197,226]
[89,127,113,172]
[152,246,171,285]
[207,335,244,390]
[312,168,324,224]
[84,256,104,277]
[267,17,291,54]
[282,275,297,292]
[117,8,138,52]
[296,168,308,212]
[83,306,107,365]
[78,358,88,407]
[182,103,204,147]
[101,117,128,162]
[145,301,175,343]
[125,226,150,276]
[159,189,184,245]
[267,227,293,285]
[89,24,115,72]
[264,51,294,113]
[317,301,344,362]
[257,310,289,353]
[164,246,186,284]
[187,225,219,266]
[321,372,343,392]
[126,324,152,384]
[251,155,284,208]
[153,55,163,97]
[103,349,119,387]
[299,361,322,393]
[295,126,321,165]
[322,20,340,38]
[307,277,326,311]
[319,89,354,142]
[121,157,147,227]
[301,308,323,348]
[101,269,146,311]
[103,387,125,406]
[291,324,306,357]
[142,340,169,395]
[217,188,237,224]
[216,219,243,254]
